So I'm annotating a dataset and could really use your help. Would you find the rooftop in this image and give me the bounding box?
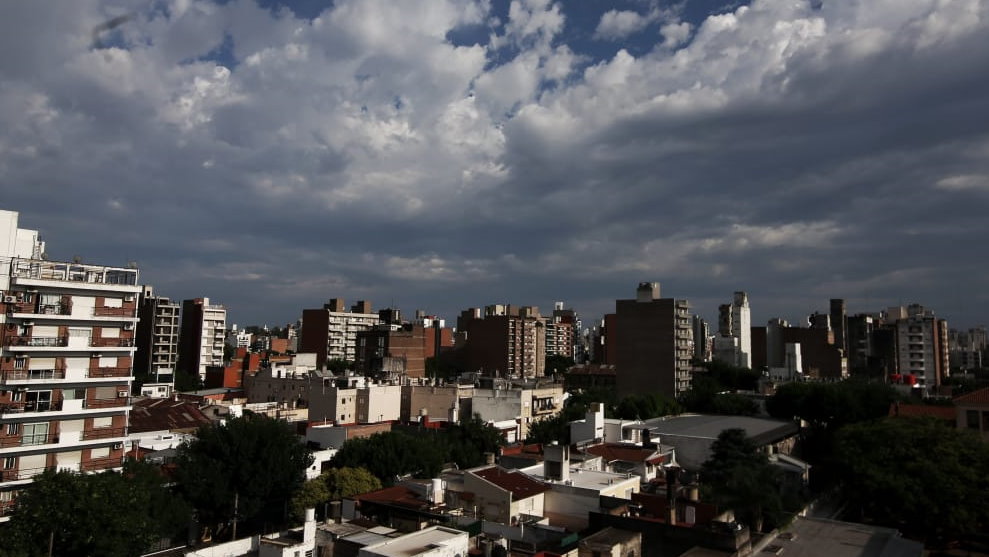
[521,462,639,491]
[954,387,989,405]
[764,517,922,557]
[359,526,467,557]
[129,398,211,433]
[584,443,668,465]
[471,466,551,499]
[641,414,798,445]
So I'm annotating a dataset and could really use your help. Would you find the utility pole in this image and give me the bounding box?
[232,492,239,540]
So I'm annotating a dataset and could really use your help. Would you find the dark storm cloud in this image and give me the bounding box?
[0,0,987,328]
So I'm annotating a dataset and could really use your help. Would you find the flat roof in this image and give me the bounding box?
[766,517,922,557]
[522,463,639,491]
[641,414,798,445]
[360,526,466,557]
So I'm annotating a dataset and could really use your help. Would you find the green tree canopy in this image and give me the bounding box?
[701,429,782,532]
[291,467,382,520]
[613,392,682,420]
[174,413,313,537]
[0,460,189,557]
[330,430,446,483]
[545,354,575,376]
[766,380,897,431]
[836,417,989,541]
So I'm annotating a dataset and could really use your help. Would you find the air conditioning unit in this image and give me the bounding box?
[22,321,34,327]
[117,390,129,398]
[124,295,135,302]
[111,442,123,450]
[123,323,134,331]
[3,296,16,303]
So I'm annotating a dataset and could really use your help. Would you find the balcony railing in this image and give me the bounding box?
[88,367,131,378]
[84,398,128,409]
[1,465,54,482]
[0,401,62,414]
[5,336,68,347]
[93,307,136,317]
[81,426,126,440]
[0,499,15,516]
[81,456,122,472]
[9,258,138,286]
[2,368,66,381]
[0,432,59,448]
[90,337,135,348]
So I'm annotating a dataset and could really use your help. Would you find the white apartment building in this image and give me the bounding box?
[717,291,752,368]
[180,297,227,380]
[0,209,137,520]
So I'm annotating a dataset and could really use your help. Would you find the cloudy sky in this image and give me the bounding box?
[1,0,987,329]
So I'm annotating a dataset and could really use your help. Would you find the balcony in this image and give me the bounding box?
[88,367,131,378]
[4,335,68,347]
[9,258,138,286]
[0,499,15,517]
[2,368,66,382]
[8,302,72,316]
[0,400,63,415]
[81,456,122,472]
[84,398,129,409]
[1,465,54,483]
[92,307,136,318]
[0,429,60,448]
[90,337,135,348]
[81,426,126,440]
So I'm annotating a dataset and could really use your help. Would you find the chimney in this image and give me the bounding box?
[303,508,316,543]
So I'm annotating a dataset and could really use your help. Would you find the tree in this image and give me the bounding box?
[836,417,989,542]
[174,414,313,538]
[545,354,575,376]
[0,460,189,557]
[326,358,352,374]
[330,430,445,483]
[613,392,681,420]
[526,413,570,445]
[444,415,505,468]
[701,429,782,532]
[290,467,382,520]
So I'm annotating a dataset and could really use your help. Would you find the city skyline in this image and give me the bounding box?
[1,0,987,328]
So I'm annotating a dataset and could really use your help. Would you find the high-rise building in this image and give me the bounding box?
[830,298,848,356]
[134,285,179,395]
[299,299,381,369]
[691,315,711,362]
[0,209,138,519]
[893,305,949,389]
[179,297,227,380]
[716,291,751,368]
[458,305,546,378]
[613,282,693,398]
[551,302,583,362]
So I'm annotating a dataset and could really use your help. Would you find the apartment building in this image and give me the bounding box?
[894,305,949,389]
[458,305,546,378]
[716,291,752,368]
[300,299,381,369]
[134,285,179,396]
[0,209,138,519]
[179,297,227,381]
[612,283,693,398]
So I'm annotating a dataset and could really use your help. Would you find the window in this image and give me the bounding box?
[6,423,18,435]
[13,357,25,370]
[968,410,980,429]
[21,423,49,445]
[3,457,14,470]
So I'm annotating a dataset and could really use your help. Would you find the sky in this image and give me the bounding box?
[0,0,987,330]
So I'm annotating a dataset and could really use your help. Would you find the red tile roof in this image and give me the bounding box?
[129,398,212,433]
[355,486,431,509]
[472,467,550,499]
[888,403,957,421]
[954,387,989,406]
[585,444,665,465]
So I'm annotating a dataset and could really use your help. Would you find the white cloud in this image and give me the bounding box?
[2,0,989,325]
